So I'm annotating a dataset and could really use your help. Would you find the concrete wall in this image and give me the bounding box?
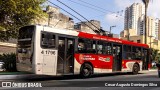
[33,6,74,30]
[0,46,16,54]
[0,42,16,54]
[75,20,101,34]
[120,29,137,37]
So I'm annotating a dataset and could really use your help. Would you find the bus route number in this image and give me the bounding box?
[41,50,55,55]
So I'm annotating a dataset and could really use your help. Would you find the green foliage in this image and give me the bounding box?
[0,26,5,31]
[0,0,47,41]
[0,53,16,72]
[156,53,160,63]
[151,48,160,63]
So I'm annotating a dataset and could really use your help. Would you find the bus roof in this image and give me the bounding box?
[78,31,149,48]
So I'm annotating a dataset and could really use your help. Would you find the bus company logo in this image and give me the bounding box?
[99,57,110,62]
[106,57,110,62]
[79,55,95,62]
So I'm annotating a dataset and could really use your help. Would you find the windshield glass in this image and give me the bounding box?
[18,26,35,49]
[18,26,34,39]
[17,26,35,72]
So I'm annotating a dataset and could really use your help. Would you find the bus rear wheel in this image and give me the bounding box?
[132,64,139,75]
[80,63,93,78]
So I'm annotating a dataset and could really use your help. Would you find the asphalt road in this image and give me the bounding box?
[0,71,160,90]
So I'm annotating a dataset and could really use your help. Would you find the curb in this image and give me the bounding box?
[0,74,58,80]
[149,69,157,71]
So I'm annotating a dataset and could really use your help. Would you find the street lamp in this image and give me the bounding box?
[110,25,116,34]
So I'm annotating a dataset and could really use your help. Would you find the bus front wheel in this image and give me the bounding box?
[132,64,139,75]
[80,63,93,78]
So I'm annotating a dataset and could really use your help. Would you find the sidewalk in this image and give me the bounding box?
[149,69,157,71]
[0,74,55,80]
[0,71,30,75]
[139,69,157,74]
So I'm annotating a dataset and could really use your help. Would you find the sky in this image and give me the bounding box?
[49,0,160,34]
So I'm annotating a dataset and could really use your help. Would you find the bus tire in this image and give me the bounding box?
[80,63,93,78]
[132,64,139,75]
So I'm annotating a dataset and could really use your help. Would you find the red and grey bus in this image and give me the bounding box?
[16,25,150,77]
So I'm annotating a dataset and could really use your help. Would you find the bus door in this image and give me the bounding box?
[57,37,74,75]
[112,44,122,71]
[142,49,149,70]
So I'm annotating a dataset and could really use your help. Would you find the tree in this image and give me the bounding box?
[0,0,47,41]
[151,48,160,62]
[142,0,150,44]
[157,53,160,63]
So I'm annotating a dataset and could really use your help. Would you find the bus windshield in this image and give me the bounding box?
[18,26,35,48]
[17,26,35,72]
[18,26,34,39]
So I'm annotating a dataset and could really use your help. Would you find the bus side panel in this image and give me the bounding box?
[121,60,142,72]
[74,58,81,74]
[74,54,113,74]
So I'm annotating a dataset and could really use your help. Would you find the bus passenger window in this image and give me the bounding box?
[78,38,96,54]
[78,43,84,50]
[107,43,112,55]
[103,44,107,54]
[132,47,142,60]
[85,40,92,52]
[85,40,96,53]
[123,45,131,60]
[136,48,141,60]
[97,41,103,54]
[41,33,48,46]
[48,35,55,48]
[41,32,56,48]
[92,41,96,53]
[78,38,85,53]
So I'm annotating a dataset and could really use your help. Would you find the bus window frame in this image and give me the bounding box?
[77,38,97,54]
[77,38,114,55]
[40,31,56,49]
[122,45,144,60]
